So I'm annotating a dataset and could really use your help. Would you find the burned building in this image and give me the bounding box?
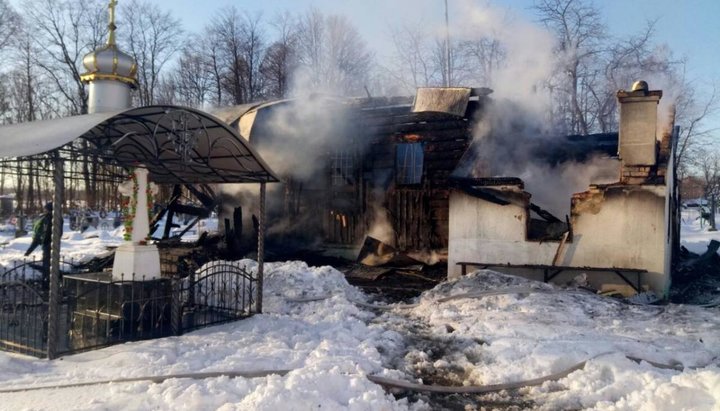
[215,87,489,258]
[448,81,679,298]
[211,81,678,298]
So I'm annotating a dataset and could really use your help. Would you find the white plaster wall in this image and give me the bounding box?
[564,186,667,294]
[448,191,557,278]
[448,185,669,296]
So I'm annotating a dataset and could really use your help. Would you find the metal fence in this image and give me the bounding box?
[0,258,257,358]
[179,261,256,333]
[0,258,80,356]
[0,281,50,357]
[62,272,173,354]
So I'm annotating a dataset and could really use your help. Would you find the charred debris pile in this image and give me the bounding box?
[673,240,720,305]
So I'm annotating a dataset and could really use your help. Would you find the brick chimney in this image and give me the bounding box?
[616,80,663,183]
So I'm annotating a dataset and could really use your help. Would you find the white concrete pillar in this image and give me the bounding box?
[113,167,161,280]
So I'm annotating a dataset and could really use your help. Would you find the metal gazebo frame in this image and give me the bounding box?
[0,105,280,358]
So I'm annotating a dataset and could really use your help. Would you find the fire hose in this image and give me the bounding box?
[286,286,566,310]
[0,370,293,393]
[0,353,694,394]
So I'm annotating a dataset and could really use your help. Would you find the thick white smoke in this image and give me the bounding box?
[432,1,622,217]
[217,1,633,243]
[451,0,557,118]
[251,96,350,180]
[217,69,365,246]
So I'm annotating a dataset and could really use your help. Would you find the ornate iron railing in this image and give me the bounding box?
[177,261,255,333]
[0,258,257,358]
[0,258,80,356]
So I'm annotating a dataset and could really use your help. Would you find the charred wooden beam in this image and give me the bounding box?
[184,184,216,209]
[396,129,471,142]
[173,216,200,239]
[458,186,510,206]
[449,176,524,187]
[161,185,183,239]
[168,203,212,218]
[365,121,471,135]
[424,141,469,151]
[529,203,563,223]
[425,159,467,171]
[424,151,469,161]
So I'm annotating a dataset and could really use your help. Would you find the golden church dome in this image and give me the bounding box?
[80,0,137,88]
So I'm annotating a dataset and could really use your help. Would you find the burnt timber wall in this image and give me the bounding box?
[332,107,476,251]
[247,97,481,254]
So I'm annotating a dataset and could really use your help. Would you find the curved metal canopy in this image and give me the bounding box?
[0,105,279,184]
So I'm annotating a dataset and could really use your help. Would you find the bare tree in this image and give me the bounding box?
[590,22,670,133]
[153,75,178,106]
[21,0,108,209]
[458,37,506,88]
[675,83,719,174]
[22,0,107,115]
[433,36,456,88]
[9,34,38,123]
[295,9,324,89]
[0,0,20,53]
[0,0,16,123]
[168,43,213,107]
[121,0,183,106]
[534,0,606,135]
[691,148,720,230]
[203,29,225,106]
[260,12,298,99]
[207,7,268,104]
[5,25,63,211]
[210,7,247,105]
[387,24,437,91]
[532,0,700,145]
[0,81,10,124]
[295,9,371,96]
[240,11,266,101]
[385,21,501,94]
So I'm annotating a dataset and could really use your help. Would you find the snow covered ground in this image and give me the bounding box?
[0,213,717,410]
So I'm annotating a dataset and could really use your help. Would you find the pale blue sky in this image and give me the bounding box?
[8,0,716,85]
[159,0,720,136]
[8,0,719,132]
[158,0,718,83]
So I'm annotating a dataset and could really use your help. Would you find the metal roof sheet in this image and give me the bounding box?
[0,105,279,184]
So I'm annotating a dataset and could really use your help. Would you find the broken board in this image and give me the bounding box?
[345,265,393,281]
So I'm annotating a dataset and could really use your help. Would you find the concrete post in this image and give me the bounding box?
[112,167,161,280]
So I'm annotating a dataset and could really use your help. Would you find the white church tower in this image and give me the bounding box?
[80,0,137,114]
[83,1,161,280]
